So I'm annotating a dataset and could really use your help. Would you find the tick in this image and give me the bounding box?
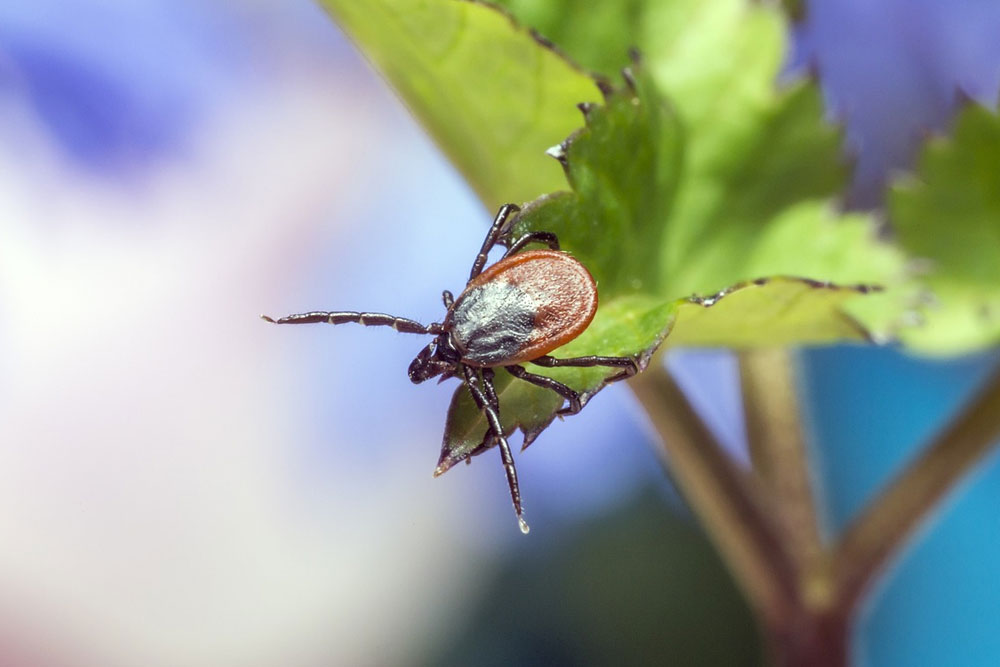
[262,204,638,533]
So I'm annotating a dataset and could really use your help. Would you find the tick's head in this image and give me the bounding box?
[408,334,460,384]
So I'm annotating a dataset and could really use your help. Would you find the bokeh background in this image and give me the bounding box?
[0,1,998,665]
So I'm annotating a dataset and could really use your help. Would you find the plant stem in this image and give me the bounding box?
[766,608,850,667]
[638,352,1000,666]
[740,349,828,606]
[631,361,799,627]
[833,366,1000,611]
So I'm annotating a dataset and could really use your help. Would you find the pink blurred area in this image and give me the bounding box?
[0,3,513,665]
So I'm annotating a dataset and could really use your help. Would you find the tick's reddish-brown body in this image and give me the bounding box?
[451,249,598,367]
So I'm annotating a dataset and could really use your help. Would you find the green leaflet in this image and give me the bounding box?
[889,104,1000,353]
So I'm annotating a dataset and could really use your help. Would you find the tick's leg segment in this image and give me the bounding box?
[467,367,501,462]
[261,311,436,334]
[469,203,520,282]
[502,231,560,258]
[481,367,500,411]
[530,355,639,415]
[504,364,582,414]
[530,354,639,379]
[462,365,528,533]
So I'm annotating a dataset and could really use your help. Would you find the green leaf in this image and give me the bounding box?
[438,278,877,462]
[494,0,789,176]
[665,278,878,346]
[319,0,601,209]
[441,63,900,454]
[889,104,1000,353]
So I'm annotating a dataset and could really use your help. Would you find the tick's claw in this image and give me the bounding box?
[518,516,530,535]
[260,314,277,323]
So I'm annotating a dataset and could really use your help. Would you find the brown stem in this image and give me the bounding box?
[765,608,850,667]
[834,366,1000,611]
[740,349,829,608]
[631,362,799,626]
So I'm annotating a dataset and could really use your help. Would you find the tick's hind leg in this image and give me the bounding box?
[462,365,529,534]
[504,364,582,415]
[529,355,639,414]
[530,354,639,384]
[469,203,520,282]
